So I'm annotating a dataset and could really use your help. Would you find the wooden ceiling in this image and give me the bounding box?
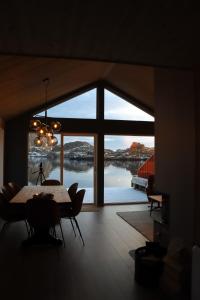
[0,2,194,120]
[0,2,194,68]
[0,55,154,120]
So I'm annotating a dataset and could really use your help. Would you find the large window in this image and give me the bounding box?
[29,84,154,205]
[62,135,95,204]
[104,135,154,203]
[104,89,154,121]
[35,88,97,119]
[28,133,61,185]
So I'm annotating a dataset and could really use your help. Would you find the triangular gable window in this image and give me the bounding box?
[104,89,154,121]
[34,88,96,119]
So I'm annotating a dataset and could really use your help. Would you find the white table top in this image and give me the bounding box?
[10,185,71,204]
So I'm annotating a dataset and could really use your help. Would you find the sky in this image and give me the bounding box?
[36,89,154,121]
[36,89,154,149]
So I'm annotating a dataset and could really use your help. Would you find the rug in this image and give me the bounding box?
[117,210,161,241]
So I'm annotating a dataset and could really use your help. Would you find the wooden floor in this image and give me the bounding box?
[0,204,166,300]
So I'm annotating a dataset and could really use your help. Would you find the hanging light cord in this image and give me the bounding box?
[43,78,49,124]
[30,77,60,148]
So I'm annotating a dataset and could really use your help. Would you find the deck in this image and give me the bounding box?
[81,187,148,204]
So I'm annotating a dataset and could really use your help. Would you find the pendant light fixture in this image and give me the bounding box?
[30,78,61,147]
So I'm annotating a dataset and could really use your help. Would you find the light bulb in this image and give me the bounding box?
[50,121,61,132]
[48,135,58,146]
[46,131,53,138]
[34,136,43,147]
[30,119,41,130]
[45,125,53,137]
[37,123,47,136]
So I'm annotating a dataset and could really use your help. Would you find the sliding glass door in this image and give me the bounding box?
[28,133,61,185]
[61,134,96,204]
[104,135,154,203]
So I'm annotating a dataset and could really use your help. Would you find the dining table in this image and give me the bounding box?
[10,185,71,246]
[10,185,71,204]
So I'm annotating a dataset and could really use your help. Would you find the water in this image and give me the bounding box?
[28,157,142,187]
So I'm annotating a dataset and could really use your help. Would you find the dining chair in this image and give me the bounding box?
[26,193,65,246]
[68,182,78,199]
[59,182,78,236]
[1,185,14,202]
[63,189,85,246]
[4,183,17,198]
[8,182,21,195]
[0,193,29,235]
[41,179,61,186]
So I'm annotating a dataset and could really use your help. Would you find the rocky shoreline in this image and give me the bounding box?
[29,140,153,161]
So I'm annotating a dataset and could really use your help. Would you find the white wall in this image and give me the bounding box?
[155,68,195,245]
[0,118,4,186]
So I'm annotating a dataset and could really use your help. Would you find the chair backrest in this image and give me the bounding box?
[146,175,155,195]
[0,194,5,219]
[71,189,85,216]
[8,182,21,194]
[26,193,60,228]
[1,185,13,201]
[5,183,17,197]
[41,179,61,186]
[68,182,78,200]
[0,193,9,219]
[0,193,6,209]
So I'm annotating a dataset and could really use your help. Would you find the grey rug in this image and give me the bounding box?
[117,210,161,241]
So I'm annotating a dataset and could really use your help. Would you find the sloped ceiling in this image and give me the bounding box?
[0,2,194,120]
[0,2,194,68]
[0,55,154,120]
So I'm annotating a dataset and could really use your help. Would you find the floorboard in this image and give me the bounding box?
[0,204,166,300]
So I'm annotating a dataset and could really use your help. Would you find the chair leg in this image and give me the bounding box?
[0,221,9,234]
[150,200,154,216]
[30,225,34,236]
[59,222,65,248]
[52,226,57,238]
[74,217,85,246]
[70,218,76,237]
[25,220,31,237]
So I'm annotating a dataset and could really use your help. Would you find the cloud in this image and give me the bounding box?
[35,88,154,121]
[104,90,154,121]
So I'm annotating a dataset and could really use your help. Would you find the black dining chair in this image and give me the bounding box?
[8,182,21,195]
[63,189,85,246]
[68,182,78,199]
[41,179,61,186]
[60,182,79,236]
[0,192,29,235]
[25,193,65,247]
[1,185,13,202]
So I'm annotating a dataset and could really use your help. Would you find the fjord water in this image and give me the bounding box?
[28,157,142,188]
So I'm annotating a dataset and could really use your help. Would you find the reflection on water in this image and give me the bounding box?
[104,160,142,176]
[28,157,143,187]
[63,159,93,173]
